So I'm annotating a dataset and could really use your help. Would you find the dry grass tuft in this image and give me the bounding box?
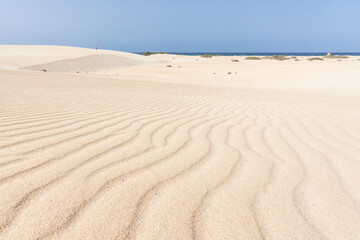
[308,57,324,61]
[272,55,290,61]
[245,56,261,60]
[261,55,290,61]
[324,55,349,59]
[201,54,213,58]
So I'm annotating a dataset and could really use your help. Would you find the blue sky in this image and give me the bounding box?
[1,0,359,52]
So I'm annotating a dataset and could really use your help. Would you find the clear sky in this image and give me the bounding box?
[1,0,359,52]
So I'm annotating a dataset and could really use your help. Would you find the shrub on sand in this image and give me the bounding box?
[272,55,290,61]
[144,51,153,56]
[308,57,324,61]
[245,56,261,60]
[231,59,239,62]
[324,55,349,59]
[166,65,172,67]
[261,55,291,61]
[201,54,213,58]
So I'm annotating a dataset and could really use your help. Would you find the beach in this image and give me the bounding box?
[0,45,360,240]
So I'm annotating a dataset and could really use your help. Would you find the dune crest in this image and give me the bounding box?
[24,54,152,72]
[0,45,167,71]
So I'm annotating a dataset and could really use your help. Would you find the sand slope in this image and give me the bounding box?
[0,46,360,240]
[24,54,154,72]
[0,45,166,71]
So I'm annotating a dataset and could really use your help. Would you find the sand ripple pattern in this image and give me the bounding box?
[0,72,360,240]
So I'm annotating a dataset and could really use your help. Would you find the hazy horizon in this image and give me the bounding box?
[1,0,360,52]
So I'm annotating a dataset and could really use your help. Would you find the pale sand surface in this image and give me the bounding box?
[0,46,360,240]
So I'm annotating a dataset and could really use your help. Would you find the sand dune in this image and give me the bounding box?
[0,45,166,71]
[24,54,157,72]
[0,46,360,239]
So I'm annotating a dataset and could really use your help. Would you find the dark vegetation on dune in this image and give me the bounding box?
[262,55,304,61]
[201,54,213,58]
[261,55,291,61]
[324,55,349,59]
[273,55,290,61]
[308,57,324,61]
[245,56,261,60]
[144,51,167,56]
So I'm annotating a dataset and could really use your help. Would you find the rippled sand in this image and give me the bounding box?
[0,46,360,240]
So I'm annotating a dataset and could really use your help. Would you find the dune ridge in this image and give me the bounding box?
[24,54,161,73]
[0,45,167,71]
[0,46,360,239]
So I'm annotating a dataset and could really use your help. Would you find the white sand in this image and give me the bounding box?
[0,46,360,240]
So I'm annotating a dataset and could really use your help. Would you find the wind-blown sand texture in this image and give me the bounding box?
[0,46,360,240]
